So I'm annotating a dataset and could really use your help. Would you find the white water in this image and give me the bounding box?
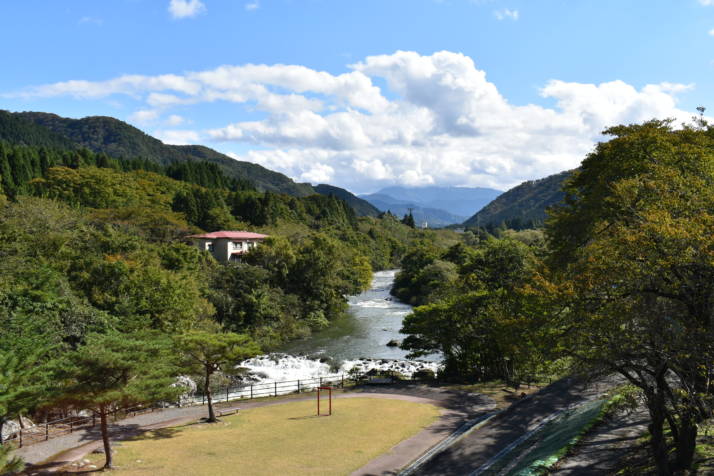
[233,270,442,385]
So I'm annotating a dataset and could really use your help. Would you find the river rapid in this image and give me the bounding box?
[237,270,441,382]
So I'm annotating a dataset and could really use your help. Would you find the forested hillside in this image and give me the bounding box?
[463,170,572,229]
[313,184,380,217]
[3,111,313,196]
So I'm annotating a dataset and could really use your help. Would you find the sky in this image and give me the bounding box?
[1,1,713,194]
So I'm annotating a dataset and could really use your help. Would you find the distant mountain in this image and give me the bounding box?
[463,170,573,229]
[372,185,502,217]
[5,111,314,197]
[313,184,380,217]
[360,194,467,227]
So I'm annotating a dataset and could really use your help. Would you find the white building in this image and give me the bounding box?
[187,231,268,263]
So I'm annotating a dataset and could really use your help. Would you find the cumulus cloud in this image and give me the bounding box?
[709,28,714,35]
[129,109,160,124]
[245,1,260,11]
[10,51,699,193]
[168,0,206,19]
[494,8,519,20]
[154,129,201,145]
[699,0,714,5]
[166,114,186,126]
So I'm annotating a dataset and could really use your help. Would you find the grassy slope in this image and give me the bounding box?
[87,398,440,476]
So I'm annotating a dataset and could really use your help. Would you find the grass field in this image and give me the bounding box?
[85,397,440,475]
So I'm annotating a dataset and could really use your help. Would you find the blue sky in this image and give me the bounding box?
[1,0,713,193]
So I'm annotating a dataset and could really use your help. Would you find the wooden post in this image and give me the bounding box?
[70,420,73,433]
[19,429,22,448]
[46,422,49,441]
[250,385,253,399]
[274,381,277,397]
[297,380,300,393]
[319,376,323,386]
[226,386,229,402]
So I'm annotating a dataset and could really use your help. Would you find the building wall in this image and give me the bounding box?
[191,237,263,263]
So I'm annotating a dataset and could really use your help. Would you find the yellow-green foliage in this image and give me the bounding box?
[87,397,440,476]
[30,166,187,209]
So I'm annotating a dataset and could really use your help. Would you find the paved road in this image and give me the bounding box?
[553,406,649,475]
[411,377,614,476]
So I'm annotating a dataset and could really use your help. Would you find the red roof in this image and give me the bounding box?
[187,231,269,240]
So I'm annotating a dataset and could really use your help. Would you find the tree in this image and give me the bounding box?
[401,211,416,228]
[400,238,539,382]
[0,443,23,475]
[176,330,260,422]
[54,333,180,469]
[0,349,50,476]
[544,120,714,474]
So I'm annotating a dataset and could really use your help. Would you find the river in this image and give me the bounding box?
[237,270,441,382]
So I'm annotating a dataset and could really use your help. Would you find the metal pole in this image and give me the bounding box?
[319,376,323,386]
[226,386,229,402]
[19,429,22,448]
[274,381,277,397]
[329,388,332,416]
[46,422,49,441]
[250,385,253,399]
[341,374,344,388]
[297,380,300,393]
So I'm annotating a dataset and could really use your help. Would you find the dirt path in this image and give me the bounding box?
[552,406,649,475]
[20,384,496,475]
[409,377,617,476]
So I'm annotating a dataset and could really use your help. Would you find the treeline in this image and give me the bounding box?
[397,119,714,474]
[0,142,254,199]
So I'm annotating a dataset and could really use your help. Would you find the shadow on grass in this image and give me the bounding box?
[287,415,326,421]
[132,426,182,441]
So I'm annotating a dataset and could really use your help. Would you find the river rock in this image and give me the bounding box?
[386,339,401,347]
[1,416,35,442]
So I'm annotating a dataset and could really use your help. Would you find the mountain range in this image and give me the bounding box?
[359,185,501,227]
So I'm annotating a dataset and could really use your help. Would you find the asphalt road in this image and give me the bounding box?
[411,377,614,476]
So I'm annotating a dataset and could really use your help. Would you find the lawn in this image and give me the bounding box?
[86,397,440,475]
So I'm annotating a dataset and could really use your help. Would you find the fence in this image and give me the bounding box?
[187,373,347,405]
[9,373,351,448]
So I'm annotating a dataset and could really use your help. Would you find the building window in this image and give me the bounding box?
[232,241,243,250]
[206,242,214,252]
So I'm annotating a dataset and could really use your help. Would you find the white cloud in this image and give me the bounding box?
[129,109,160,124]
[166,114,186,126]
[78,16,103,26]
[494,8,519,20]
[11,51,700,193]
[245,1,260,11]
[168,0,206,19]
[154,129,201,145]
[699,0,714,5]
[709,28,714,36]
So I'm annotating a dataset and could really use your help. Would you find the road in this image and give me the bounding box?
[411,377,614,476]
